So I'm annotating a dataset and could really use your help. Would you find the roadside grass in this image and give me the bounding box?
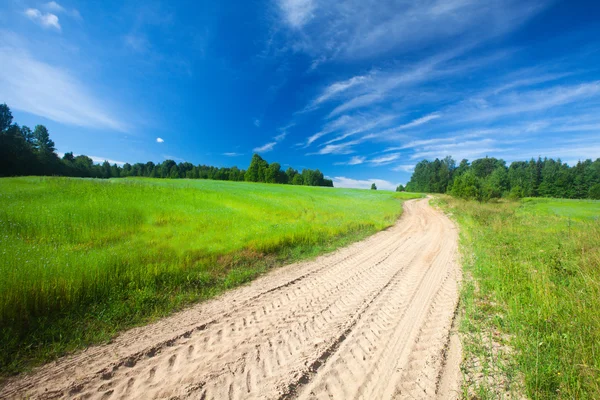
[434,196,600,399]
[0,177,422,376]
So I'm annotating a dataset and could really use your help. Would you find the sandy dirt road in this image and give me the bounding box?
[2,198,462,399]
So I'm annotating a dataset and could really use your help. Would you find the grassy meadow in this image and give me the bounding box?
[435,196,600,399]
[0,176,421,375]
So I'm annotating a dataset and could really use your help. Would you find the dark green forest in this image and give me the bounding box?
[0,103,333,187]
[405,155,600,200]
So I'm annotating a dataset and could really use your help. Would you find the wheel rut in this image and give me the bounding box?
[1,198,461,400]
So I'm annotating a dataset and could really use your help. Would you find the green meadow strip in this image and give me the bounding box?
[0,176,422,376]
[435,196,600,399]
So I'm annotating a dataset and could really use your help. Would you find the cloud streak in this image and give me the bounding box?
[276,0,546,61]
[25,8,61,31]
[330,176,399,191]
[0,35,127,131]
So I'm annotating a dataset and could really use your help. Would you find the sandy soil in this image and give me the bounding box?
[2,198,462,399]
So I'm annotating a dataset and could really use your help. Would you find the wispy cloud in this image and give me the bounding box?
[275,0,545,61]
[455,81,600,122]
[43,2,82,21]
[392,164,415,172]
[254,118,261,127]
[303,113,397,148]
[44,2,65,13]
[25,8,61,31]
[223,152,244,157]
[330,176,399,191]
[335,156,365,165]
[369,153,401,166]
[0,35,127,131]
[309,75,370,109]
[277,0,315,28]
[410,138,501,161]
[324,47,501,117]
[156,137,164,143]
[274,131,287,141]
[253,142,277,153]
[253,124,290,153]
[308,139,361,155]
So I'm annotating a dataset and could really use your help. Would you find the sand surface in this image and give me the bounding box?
[2,198,462,399]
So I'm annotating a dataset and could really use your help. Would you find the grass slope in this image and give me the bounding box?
[435,196,600,399]
[0,177,421,375]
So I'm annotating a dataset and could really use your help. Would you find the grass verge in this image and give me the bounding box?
[434,195,600,399]
[0,177,422,377]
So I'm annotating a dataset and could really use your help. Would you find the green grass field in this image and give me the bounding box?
[0,177,421,375]
[435,196,600,399]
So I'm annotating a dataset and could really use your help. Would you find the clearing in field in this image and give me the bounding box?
[0,177,421,375]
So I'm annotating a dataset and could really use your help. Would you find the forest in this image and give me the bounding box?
[406,155,600,201]
[0,103,333,187]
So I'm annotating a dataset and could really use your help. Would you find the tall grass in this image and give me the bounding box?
[0,177,421,375]
[436,196,600,398]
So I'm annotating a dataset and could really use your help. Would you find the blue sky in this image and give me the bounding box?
[1,0,600,190]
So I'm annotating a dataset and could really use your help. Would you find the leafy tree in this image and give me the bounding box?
[62,152,75,162]
[0,103,13,133]
[33,125,56,154]
[449,170,482,201]
[169,165,180,179]
[371,183,377,190]
[245,154,268,182]
[589,184,600,200]
[20,126,35,146]
[396,184,405,192]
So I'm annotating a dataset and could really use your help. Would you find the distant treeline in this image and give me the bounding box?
[406,156,600,201]
[0,103,333,187]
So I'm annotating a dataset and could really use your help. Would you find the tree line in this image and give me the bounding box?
[405,155,600,201]
[0,103,334,187]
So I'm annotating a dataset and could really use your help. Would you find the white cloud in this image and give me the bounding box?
[399,113,441,130]
[43,2,82,21]
[335,156,365,165]
[254,118,261,127]
[369,153,401,166]
[252,125,290,153]
[456,81,600,122]
[156,137,164,143]
[329,93,384,117]
[309,139,361,155]
[44,2,65,13]
[25,8,61,31]
[331,176,399,191]
[305,113,396,148]
[0,37,127,131]
[322,46,494,116]
[253,142,277,153]
[410,138,500,161]
[392,164,415,172]
[276,0,545,61]
[278,0,316,28]
[311,75,370,107]
[274,131,287,141]
[223,152,243,156]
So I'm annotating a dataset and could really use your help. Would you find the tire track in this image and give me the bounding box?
[1,198,461,400]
